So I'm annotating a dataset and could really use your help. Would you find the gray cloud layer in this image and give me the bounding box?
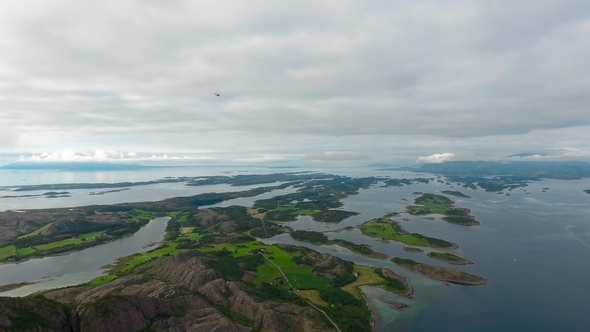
[1,1,589,162]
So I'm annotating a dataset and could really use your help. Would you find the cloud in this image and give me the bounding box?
[505,148,590,161]
[417,153,455,164]
[21,150,123,162]
[0,128,18,149]
[1,1,590,160]
[17,150,216,162]
[305,151,369,162]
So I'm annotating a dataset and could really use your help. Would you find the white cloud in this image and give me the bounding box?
[17,150,216,162]
[417,153,455,164]
[305,151,369,162]
[20,149,123,162]
[505,148,590,161]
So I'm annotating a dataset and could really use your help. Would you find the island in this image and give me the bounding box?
[584,189,590,194]
[359,214,457,249]
[391,257,486,285]
[427,252,473,265]
[403,246,424,253]
[407,193,480,226]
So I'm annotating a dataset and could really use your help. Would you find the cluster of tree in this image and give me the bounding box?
[230,234,256,244]
[249,224,286,238]
[205,249,264,281]
[375,268,406,293]
[319,288,372,332]
[255,282,308,306]
[311,210,358,223]
[410,233,454,248]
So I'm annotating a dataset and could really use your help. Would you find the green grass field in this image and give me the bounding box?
[177,213,189,224]
[17,223,53,239]
[360,220,431,246]
[0,245,17,260]
[88,274,118,286]
[0,245,38,260]
[111,242,181,275]
[341,265,385,299]
[34,230,106,250]
[200,241,330,289]
[408,194,451,215]
[299,290,328,306]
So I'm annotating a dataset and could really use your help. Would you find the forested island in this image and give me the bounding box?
[407,194,480,225]
[360,215,457,249]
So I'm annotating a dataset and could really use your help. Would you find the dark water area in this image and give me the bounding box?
[0,217,170,296]
[270,175,590,331]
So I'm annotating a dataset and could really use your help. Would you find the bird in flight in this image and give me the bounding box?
[214,93,220,97]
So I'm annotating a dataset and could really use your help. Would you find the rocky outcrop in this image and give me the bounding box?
[138,251,221,291]
[0,296,71,332]
[392,257,487,285]
[228,287,333,332]
[1,250,337,332]
[0,209,130,246]
[73,295,249,332]
[293,248,351,278]
[198,279,228,305]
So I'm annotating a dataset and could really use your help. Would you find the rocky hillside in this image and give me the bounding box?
[0,250,336,332]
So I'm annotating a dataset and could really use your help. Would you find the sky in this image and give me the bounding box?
[1,0,589,165]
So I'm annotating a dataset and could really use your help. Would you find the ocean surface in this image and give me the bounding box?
[0,167,589,331]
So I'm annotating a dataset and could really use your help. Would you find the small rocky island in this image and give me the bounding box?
[427,252,473,265]
[391,257,486,285]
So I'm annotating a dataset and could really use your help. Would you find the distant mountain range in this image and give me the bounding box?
[414,161,590,179]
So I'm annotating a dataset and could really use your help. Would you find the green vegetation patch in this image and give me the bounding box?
[33,230,106,250]
[88,274,118,286]
[374,268,410,296]
[319,287,372,332]
[407,194,479,226]
[311,210,358,223]
[17,223,53,239]
[0,245,38,261]
[360,217,455,248]
[110,242,181,276]
[198,241,331,289]
[298,289,328,306]
[341,265,385,299]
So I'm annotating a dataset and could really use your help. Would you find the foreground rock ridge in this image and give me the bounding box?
[1,250,335,332]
